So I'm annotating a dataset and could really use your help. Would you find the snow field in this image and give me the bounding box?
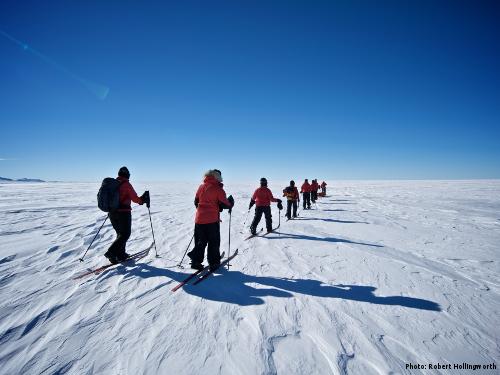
[0,180,499,374]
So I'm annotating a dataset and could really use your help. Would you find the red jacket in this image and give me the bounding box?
[195,176,232,224]
[117,176,143,212]
[301,182,312,193]
[311,181,319,192]
[252,186,278,207]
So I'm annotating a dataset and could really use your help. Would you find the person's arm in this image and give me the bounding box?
[249,190,257,209]
[194,186,201,208]
[127,183,143,205]
[218,188,233,209]
[269,190,279,203]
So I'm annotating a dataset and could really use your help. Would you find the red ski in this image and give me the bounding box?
[73,244,152,280]
[171,252,225,292]
[193,249,239,285]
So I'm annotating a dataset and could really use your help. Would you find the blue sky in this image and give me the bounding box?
[1,0,499,181]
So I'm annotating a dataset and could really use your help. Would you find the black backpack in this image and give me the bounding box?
[97,178,123,212]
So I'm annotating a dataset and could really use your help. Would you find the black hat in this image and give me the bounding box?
[118,166,130,179]
[290,180,295,186]
[260,177,267,186]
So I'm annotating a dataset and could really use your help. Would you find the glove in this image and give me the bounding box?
[277,199,282,204]
[277,201,283,211]
[227,195,234,207]
[140,191,150,208]
[249,200,255,210]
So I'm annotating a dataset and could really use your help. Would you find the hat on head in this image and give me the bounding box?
[290,180,295,186]
[260,177,268,186]
[118,166,130,179]
[205,169,223,182]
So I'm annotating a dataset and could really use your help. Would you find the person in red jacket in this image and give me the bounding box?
[300,179,312,209]
[321,181,327,195]
[283,180,300,219]
[105,166,149,264]
[310,179,319,203]
[188,169,234,271]
[249,178,282,234]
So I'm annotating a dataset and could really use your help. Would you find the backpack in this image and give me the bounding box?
[283,186,295,200]
[97,178,123,212]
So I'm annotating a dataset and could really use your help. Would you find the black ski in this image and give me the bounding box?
[193,249,239,285]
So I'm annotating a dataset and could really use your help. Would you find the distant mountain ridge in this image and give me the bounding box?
[0,176,45,182]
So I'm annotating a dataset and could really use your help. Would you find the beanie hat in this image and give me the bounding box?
[118,166,130,179]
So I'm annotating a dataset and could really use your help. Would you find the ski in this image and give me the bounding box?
[262,226,280,236]
[73,244,152,280]
[171,251,225,292]
[193,249,239,285]
[244,228,263,240]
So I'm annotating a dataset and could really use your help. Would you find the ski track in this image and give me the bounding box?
[0,181,499,374]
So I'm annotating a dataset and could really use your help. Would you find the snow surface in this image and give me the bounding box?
[0,180,499,374]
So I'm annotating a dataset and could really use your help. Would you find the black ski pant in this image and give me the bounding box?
[286,200,298,218]
[188,222,221,266]
[302,192,311,209]
[250,206,272,233]
[107,211,132,257]
[312,190,318,202]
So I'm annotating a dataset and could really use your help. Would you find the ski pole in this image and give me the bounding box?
[227,210,232,269]
[242,209,250,227]
[79,215,108,262]
[240,209,251,234]
[144,191,158,257]
[278,208,281,237]
[147,207,158,257]
[178,233,194,268]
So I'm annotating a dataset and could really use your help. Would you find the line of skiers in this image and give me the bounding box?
[101,167,327,271]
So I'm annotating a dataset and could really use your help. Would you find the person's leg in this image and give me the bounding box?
[302,193,307,209]
[106,212,131,258]
[206,222,222,267]
[116,212,131,258]
[264,206,273,232]
[286,200,292,219]
[292,200,298,217]
[250,207,264,234]
[188,224,208,265]
[306,193,311,208]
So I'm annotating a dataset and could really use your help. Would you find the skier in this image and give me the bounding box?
[249,178,282,234]
[104,166,149,264]
[311,179,319,203]
[283,180,300,219]
[321,180,327,195]
[300,179,312,209]
[188,169,234,271]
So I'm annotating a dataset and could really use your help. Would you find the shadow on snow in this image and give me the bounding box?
[292,217,369,224]
[263,232,382,247]
[119,264,441,311]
